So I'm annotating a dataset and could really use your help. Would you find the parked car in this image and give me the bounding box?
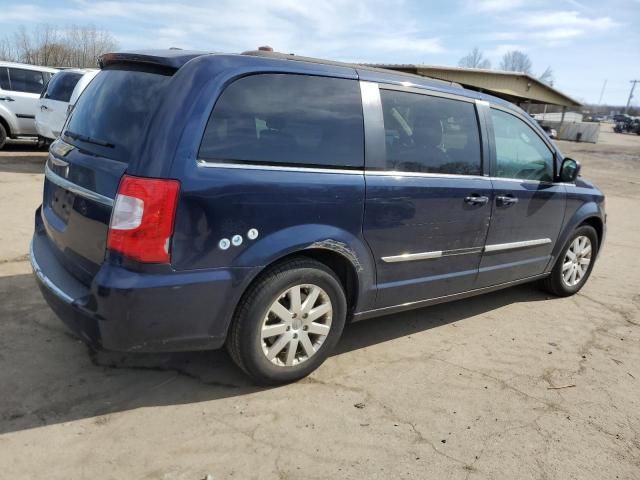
[36,69,98,142]
[0,61,58,149]
[31,50,606,384]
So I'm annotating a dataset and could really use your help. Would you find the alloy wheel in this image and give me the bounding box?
[562,235,592,287]
[261,284,333,367]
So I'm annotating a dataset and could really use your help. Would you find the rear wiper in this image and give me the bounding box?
[64,130,114,148]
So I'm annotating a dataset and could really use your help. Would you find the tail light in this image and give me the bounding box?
[107,175,180,263]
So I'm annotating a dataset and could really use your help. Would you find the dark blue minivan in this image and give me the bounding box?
[31,49,606,384]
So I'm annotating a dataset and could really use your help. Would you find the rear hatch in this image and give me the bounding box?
[42,65,172,285]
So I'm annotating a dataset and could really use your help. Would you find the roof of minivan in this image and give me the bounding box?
[0,61,58,73]
[99,49,515,109]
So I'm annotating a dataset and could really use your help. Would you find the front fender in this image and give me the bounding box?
[549,198,605,270]
[232,224,377,313]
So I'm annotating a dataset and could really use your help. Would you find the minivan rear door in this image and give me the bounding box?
[361,82,493,309]
[41,66,173,283]
[38,71,83,138]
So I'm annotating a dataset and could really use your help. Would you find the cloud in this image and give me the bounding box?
[0,0,448,60]
[472,0,527,12]
[520,10,617,30]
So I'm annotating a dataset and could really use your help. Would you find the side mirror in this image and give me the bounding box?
[559,157,581,183]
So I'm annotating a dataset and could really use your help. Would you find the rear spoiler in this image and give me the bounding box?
[98,50,208,71]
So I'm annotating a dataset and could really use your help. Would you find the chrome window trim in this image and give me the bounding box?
[377,82,477,104]
[29,240,75,304]
[383,240,550,263]
[484,238,552,252]
[44,164,114,207]
[196,159,365,175]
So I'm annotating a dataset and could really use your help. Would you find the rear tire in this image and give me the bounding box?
[0,123,7,150]
[227,257,347,385]
[541,225,598,297]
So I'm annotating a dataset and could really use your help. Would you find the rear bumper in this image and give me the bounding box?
[31,218,259,353]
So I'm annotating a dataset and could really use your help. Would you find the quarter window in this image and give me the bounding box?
[379,89,482,175]
[7,68,45,94]
[199,74,364,168]
[491,108,554,182]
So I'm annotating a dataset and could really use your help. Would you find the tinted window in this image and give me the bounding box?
[44,72,83,102]
[64,69,170,163]
[199,74,364,168]
[379,89,481,175]
[8,68,45,94]
[491,109,554,182]
[0,68,9,90]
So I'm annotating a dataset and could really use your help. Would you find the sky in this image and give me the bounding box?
[1,0,639,105]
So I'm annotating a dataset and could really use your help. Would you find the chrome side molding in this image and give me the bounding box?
[382,239,551,263]
[484,238,552,252]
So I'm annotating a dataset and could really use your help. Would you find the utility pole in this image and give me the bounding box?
[625,80,639,113]
[598,79,607,105]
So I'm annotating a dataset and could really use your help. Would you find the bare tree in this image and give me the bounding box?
[458,47,491,69]
[499,50,532,74]
[538,66,554,86]
[0,24,118,68]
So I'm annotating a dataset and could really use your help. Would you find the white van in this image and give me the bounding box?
[0,62,58,149]
[36,69,99,141]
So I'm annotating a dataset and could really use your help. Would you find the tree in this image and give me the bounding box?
[538,66,554,86]
[0,24,118,68]
[458,47,491,69]
[499,50,532,74]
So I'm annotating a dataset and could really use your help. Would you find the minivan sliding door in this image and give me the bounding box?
[361,82,493,309]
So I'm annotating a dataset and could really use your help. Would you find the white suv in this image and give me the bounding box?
[36,69,98,141]
[0,61,58,149]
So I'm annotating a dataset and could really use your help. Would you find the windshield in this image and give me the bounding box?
[63,68,171,163]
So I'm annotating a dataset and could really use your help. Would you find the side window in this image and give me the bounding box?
[7,68,45,94]
[199,74,364,168]
[379,89,482,175]
[0,68,9,90]
[45,72,83,102]
[490,108,554,182]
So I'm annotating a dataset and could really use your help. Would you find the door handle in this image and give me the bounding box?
[40,105,49,111]
[0,96,15,102]
[464,195,489,205]
[496,195,519,206]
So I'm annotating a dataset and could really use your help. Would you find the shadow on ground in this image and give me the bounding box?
[0,271,551,435]
[0,144,47,174]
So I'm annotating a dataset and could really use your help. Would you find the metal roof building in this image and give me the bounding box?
[368,64,582,109]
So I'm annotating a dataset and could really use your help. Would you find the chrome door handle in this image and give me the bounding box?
[0,96,15,102]
[464,195,489,205]
[496,195,518,206]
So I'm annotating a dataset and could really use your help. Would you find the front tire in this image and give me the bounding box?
[541,225,598,297]
[0,123,7,150]
[227,257,347,385]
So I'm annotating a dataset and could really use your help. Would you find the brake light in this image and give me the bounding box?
[107,175,180,263]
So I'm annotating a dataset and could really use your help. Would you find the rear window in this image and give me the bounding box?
[63,68,170,163]
[199,74,364,169]
[43,71,83,102]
